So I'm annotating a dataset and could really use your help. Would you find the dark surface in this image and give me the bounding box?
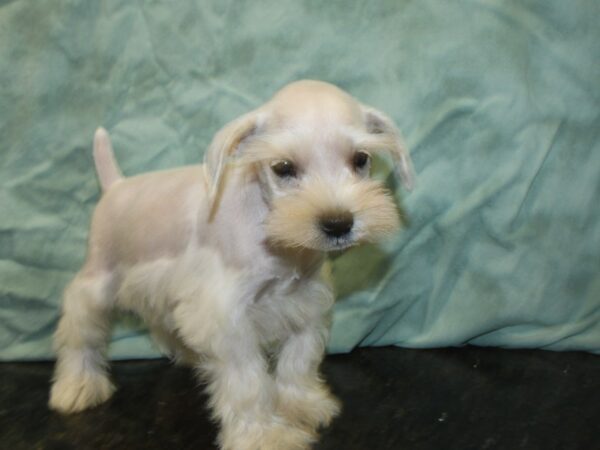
[1,346,598,450]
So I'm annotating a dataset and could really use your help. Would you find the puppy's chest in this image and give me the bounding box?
[248,272,331,345]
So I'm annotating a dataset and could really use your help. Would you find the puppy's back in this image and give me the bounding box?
[84,166,210,270]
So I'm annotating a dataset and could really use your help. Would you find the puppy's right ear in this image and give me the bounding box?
[204,108,266,208]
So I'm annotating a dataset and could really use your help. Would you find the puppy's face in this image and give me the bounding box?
[206,80,415,252]
[254,121,401,252]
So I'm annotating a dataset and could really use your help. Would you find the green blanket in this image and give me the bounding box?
[1,0,598,360]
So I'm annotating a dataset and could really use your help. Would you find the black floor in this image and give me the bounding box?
[1,346,598,450]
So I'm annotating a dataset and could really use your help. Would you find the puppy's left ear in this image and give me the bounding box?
[204,108,266,207]
[361,105,416,191]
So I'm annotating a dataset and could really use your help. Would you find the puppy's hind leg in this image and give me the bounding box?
[49,270,116,413]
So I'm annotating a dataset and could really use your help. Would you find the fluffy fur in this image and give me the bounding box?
[49,80,414,450]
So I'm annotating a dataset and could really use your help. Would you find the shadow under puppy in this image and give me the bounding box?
[49,80,415,450]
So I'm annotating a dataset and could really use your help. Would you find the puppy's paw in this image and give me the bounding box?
[309,390,341,428]
[277,383,341,430]
[49,373,115,413]
[220,419,315,450]
[262,420,316,450]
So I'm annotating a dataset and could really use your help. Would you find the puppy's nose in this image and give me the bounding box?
[320,211,354,238]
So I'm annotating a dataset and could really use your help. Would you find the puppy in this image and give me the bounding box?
[49,80,415,450]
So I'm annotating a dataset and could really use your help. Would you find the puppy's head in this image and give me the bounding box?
[205,80,415,252]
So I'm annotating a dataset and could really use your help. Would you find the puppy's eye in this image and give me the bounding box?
[353,151,370,170]
[271,160,297,178]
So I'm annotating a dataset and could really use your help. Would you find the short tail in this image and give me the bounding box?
[93,127,123,192]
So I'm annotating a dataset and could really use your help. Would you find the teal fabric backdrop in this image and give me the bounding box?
[1,0,598,360]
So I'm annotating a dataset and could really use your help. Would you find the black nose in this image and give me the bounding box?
[320,211,354,238]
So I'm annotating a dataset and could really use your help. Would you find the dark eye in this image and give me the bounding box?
[271,160,297,178]
[353,151,370,170]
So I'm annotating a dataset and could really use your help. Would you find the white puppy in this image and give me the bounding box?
[49,80,415,450]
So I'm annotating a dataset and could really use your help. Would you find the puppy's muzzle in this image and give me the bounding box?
[319,211,354,238]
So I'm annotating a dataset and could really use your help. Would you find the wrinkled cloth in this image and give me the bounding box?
[0,0,598,360]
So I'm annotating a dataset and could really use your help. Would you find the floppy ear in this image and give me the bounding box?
[361,105,416,191]
[204,108,266,206]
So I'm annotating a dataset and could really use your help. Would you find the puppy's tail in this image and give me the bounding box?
[93,127,123,192]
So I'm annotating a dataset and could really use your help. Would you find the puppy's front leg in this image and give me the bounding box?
[176,303,313,450]
[275,325,341,434]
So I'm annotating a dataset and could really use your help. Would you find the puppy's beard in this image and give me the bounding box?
[265,179,400,251]
[320,233,357,252]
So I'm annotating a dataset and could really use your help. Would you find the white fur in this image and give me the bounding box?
[50,80,414,449]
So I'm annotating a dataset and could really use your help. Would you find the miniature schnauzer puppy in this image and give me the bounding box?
[49,80,415,450]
